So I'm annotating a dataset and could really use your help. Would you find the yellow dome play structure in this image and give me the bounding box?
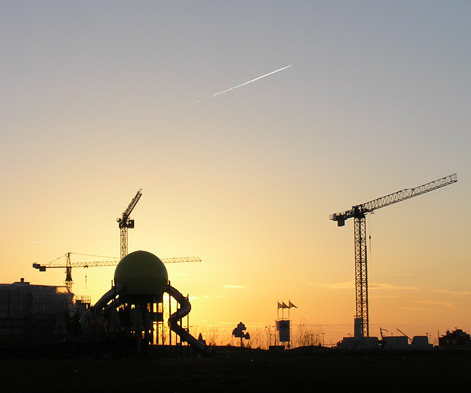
[80,250,208,354]
[114,250,168,297]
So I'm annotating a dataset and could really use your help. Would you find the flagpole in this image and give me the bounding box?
[288,300,297,348]
[288,301,291,348]
[276,301,279,347]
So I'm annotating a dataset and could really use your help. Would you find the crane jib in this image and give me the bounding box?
[122,189,142,219]
[361,173,457,213]
[330,173,457,225]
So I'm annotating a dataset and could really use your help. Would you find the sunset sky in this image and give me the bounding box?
[1,1,470,345]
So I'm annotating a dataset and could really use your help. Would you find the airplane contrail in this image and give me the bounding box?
[213,64,292,97]
[189,65,292,106]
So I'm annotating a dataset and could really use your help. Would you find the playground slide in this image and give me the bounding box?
[78,282,209,354]
[166,284,209,354]
[79,283,126,331]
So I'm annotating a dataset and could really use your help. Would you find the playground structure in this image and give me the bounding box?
[79,250,209,355]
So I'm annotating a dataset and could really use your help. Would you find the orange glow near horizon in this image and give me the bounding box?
[1,2,470,348]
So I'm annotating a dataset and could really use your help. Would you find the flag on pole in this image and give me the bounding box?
[278,301,295,309]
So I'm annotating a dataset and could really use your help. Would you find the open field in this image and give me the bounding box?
[1,346,471,392]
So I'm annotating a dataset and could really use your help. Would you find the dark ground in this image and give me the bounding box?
[1,345,470,393]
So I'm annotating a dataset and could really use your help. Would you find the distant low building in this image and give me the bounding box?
[382,336,409,349]
[439,329,471,348]
[337,332,434,350]
[411,336,433,349]
[337,336,380,350]
[381,335,433,350]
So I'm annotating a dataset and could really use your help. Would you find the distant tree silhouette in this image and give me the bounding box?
[232,322,250,347]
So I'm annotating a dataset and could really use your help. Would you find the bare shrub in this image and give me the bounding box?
[293,319,324,347]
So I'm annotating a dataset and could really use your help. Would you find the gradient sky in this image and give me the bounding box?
[1,1,470,345]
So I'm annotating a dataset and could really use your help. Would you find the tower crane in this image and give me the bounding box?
[330,173,457,338]
[33,252,119,292]
[118,189,142,260]
[33,252,202,292]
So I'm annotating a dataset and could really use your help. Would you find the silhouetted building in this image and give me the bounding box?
[382,336,409,349]
[0,279,74,345]
[439,329,471,348]
[411,336,433,349]
[337,336,380,350]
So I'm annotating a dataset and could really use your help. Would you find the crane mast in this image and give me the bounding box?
[330,173,457,338]
[117,189,142,260]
